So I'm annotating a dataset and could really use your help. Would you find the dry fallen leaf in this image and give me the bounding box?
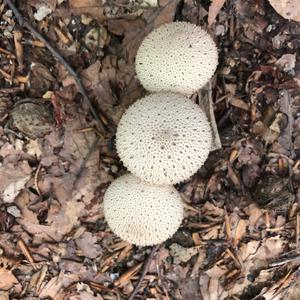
[268,0,300,22]
[0,161,32,203]
[233,219,247,247]
[69,283,104,300]
[275,53,296,72]
[69,0,104,21]
[75,231,102,259]
[0,269,21,291]
[200,265,229,300]
[169,243,198,264]
[208,0,226,27]
[39,271,78,298]
[0,291,9,300]
[229,97,250,111]
[245,204,263,228]
[69,291,104,300]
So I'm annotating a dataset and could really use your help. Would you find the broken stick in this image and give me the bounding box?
[127,244,161,300]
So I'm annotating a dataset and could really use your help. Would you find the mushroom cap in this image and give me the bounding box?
[116,93,212,185]
[135,22,218,95]
[103,174,183,246]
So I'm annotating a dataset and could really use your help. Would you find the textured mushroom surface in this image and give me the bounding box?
[116,93,212,185]
[103,174,183,246]
[135,22,218,95]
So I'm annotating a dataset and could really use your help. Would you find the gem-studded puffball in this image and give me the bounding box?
[103,174,183,246]
[135,22,218,95]
[116,93,212,185]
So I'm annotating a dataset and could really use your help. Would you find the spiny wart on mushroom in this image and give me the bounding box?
[103,174,184,246]
[116,93,212,185]
[135,22,219,95]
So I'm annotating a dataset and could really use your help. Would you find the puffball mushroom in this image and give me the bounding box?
[135,22,218,95]
[116,93,212,185]
[103,174,184,246]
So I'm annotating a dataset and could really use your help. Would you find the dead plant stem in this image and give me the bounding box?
[127,244,161,300]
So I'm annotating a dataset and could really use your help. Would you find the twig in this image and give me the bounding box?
[4,0,106,132]
[0,86,24,94]
[296,213,299,248]
[13,29,24,71]
[0,47,16,58]
[269,254,300,267]
[34,162,42,195]
[17,239,37,270]
[127,244,161,300]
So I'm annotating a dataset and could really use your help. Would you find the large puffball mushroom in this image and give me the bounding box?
[103,174,184,246]
[116,93,212,185]
[135,22,218,95]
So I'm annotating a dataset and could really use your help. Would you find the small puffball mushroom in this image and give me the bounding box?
[103,174,184,246]
[116,93,212,185]
[135,22,218,95]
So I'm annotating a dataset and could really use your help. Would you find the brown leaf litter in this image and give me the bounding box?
[1,0,300,299]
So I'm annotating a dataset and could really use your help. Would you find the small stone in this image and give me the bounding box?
[10,99,54,139]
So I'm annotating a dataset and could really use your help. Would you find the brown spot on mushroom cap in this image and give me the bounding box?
[103,174,183,246]
[135,22,218,95]
[116,93,212,185]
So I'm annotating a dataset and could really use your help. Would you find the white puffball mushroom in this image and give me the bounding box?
[103,174,184,246]
[116,93,212,185]
[135,22,218,95]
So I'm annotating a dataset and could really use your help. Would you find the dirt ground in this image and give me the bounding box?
[0,0,300,299]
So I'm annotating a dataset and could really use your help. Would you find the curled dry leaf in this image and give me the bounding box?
[0,269,21,292]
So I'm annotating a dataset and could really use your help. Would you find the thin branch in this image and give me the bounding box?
[127,244,161,300]
[4,0,106,132]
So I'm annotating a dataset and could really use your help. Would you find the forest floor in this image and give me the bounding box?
[0,0,300,299]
